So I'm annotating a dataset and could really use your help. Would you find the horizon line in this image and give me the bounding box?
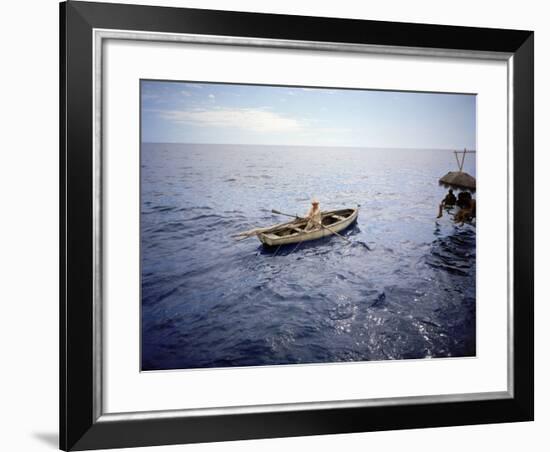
[141,142,476,152]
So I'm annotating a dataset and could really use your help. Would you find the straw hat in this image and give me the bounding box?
[438,171,476,192]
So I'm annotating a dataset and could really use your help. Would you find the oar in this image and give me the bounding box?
[233,226,274,238]
[271,209,351,244]
[232,218,296,239]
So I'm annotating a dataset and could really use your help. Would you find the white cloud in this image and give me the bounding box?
[180,90,192,97]
[208,94,215,100]
[158,108,304,133]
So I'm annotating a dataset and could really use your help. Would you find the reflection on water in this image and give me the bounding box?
[141,144,476,370]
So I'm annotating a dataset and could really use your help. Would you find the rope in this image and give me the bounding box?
[272,238,303,258]
[288,239,304,256]
[271,244,282,258]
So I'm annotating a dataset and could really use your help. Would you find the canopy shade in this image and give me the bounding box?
[438,171,476,191]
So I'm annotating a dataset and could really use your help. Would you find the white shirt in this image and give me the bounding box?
[306,205,322,225]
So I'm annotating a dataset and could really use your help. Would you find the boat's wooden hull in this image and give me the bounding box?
[258,208,359,246]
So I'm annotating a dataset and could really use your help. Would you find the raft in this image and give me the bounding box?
[258,208,359,246]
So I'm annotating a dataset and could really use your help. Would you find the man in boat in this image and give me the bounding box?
[436,189,457,218]
[454,191,476,224]
[304,198,322,232]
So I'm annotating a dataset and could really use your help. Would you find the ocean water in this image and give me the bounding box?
[141,143,476,370]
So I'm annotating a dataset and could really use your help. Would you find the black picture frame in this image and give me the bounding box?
[60,1,534,450]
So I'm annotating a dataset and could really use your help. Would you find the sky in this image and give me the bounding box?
[141,80,476,149]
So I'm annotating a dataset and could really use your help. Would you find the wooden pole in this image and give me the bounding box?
[454,151,461,171]
[460,148,467,171]
[454,149,476,172]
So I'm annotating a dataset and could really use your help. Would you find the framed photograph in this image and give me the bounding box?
[60,1,533,450]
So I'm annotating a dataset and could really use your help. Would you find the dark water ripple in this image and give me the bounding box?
[141,143,476,370]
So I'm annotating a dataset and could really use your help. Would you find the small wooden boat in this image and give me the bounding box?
[258,208,359,246]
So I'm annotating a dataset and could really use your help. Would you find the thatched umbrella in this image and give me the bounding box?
[439,171,476,192]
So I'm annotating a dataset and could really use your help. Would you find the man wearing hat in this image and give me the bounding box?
[304,198,322,231]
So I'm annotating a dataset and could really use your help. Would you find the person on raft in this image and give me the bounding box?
[304,198,322,231]
[454,191,476,224]
[437,189,457,218]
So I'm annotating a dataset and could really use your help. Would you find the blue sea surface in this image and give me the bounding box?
[141,143,476,370]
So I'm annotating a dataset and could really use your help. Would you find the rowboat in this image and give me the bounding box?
[257,208,359,246]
